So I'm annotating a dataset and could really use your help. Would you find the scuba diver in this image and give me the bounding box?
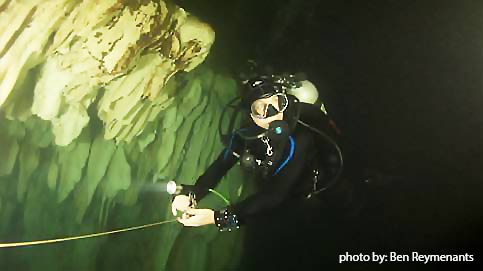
[171,68,365,232]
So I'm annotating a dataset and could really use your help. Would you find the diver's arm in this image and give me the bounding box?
[172,150,238,218]
[190,133,243,200]
[215,131,314,230]
[173,135,240,219]
[190,149,238,200]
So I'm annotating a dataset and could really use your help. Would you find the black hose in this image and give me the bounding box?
[297,119,344,195]
[218,96,243,146]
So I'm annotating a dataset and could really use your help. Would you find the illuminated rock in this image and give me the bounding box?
[0,0,214,146]
[0,1,244,270]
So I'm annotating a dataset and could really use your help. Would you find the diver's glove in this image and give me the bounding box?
[170,184,199,216]
[214,207,240,232]
[177,184,213,202]
[169,184,203,203]
[171,193,197,216]
[178,184,198,196]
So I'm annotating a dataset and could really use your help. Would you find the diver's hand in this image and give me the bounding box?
[177,209,215,227]
[171,195,192,216]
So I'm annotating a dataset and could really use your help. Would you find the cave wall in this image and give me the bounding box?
[0,1,246,270]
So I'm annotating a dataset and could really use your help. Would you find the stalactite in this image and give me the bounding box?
[0,1,246,270]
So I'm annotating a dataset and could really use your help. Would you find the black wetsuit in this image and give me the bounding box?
[192,102,343,225]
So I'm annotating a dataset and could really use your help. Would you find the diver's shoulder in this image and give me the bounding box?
[292,124,317,144]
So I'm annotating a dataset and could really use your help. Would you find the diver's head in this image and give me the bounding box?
[242,76,290,129]
[249,93,287,129]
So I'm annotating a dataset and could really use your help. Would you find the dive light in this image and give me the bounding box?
[166,180,197,195]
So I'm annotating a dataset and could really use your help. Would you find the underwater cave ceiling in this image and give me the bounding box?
[0,1,245,270]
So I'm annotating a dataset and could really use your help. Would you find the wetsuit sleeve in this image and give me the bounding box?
[192,149,238,200]
[231,131,314,225]
[189,134,242,200]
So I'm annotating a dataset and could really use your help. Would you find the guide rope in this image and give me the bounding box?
[0,219,177,248]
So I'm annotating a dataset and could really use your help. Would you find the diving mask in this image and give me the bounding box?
[250,93,288,119]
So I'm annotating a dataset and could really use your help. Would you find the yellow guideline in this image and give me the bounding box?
[0,219,177,248]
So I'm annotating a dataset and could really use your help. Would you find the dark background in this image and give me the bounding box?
[176,0,483,269]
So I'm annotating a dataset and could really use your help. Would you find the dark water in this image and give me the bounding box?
[176,0,483,269]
